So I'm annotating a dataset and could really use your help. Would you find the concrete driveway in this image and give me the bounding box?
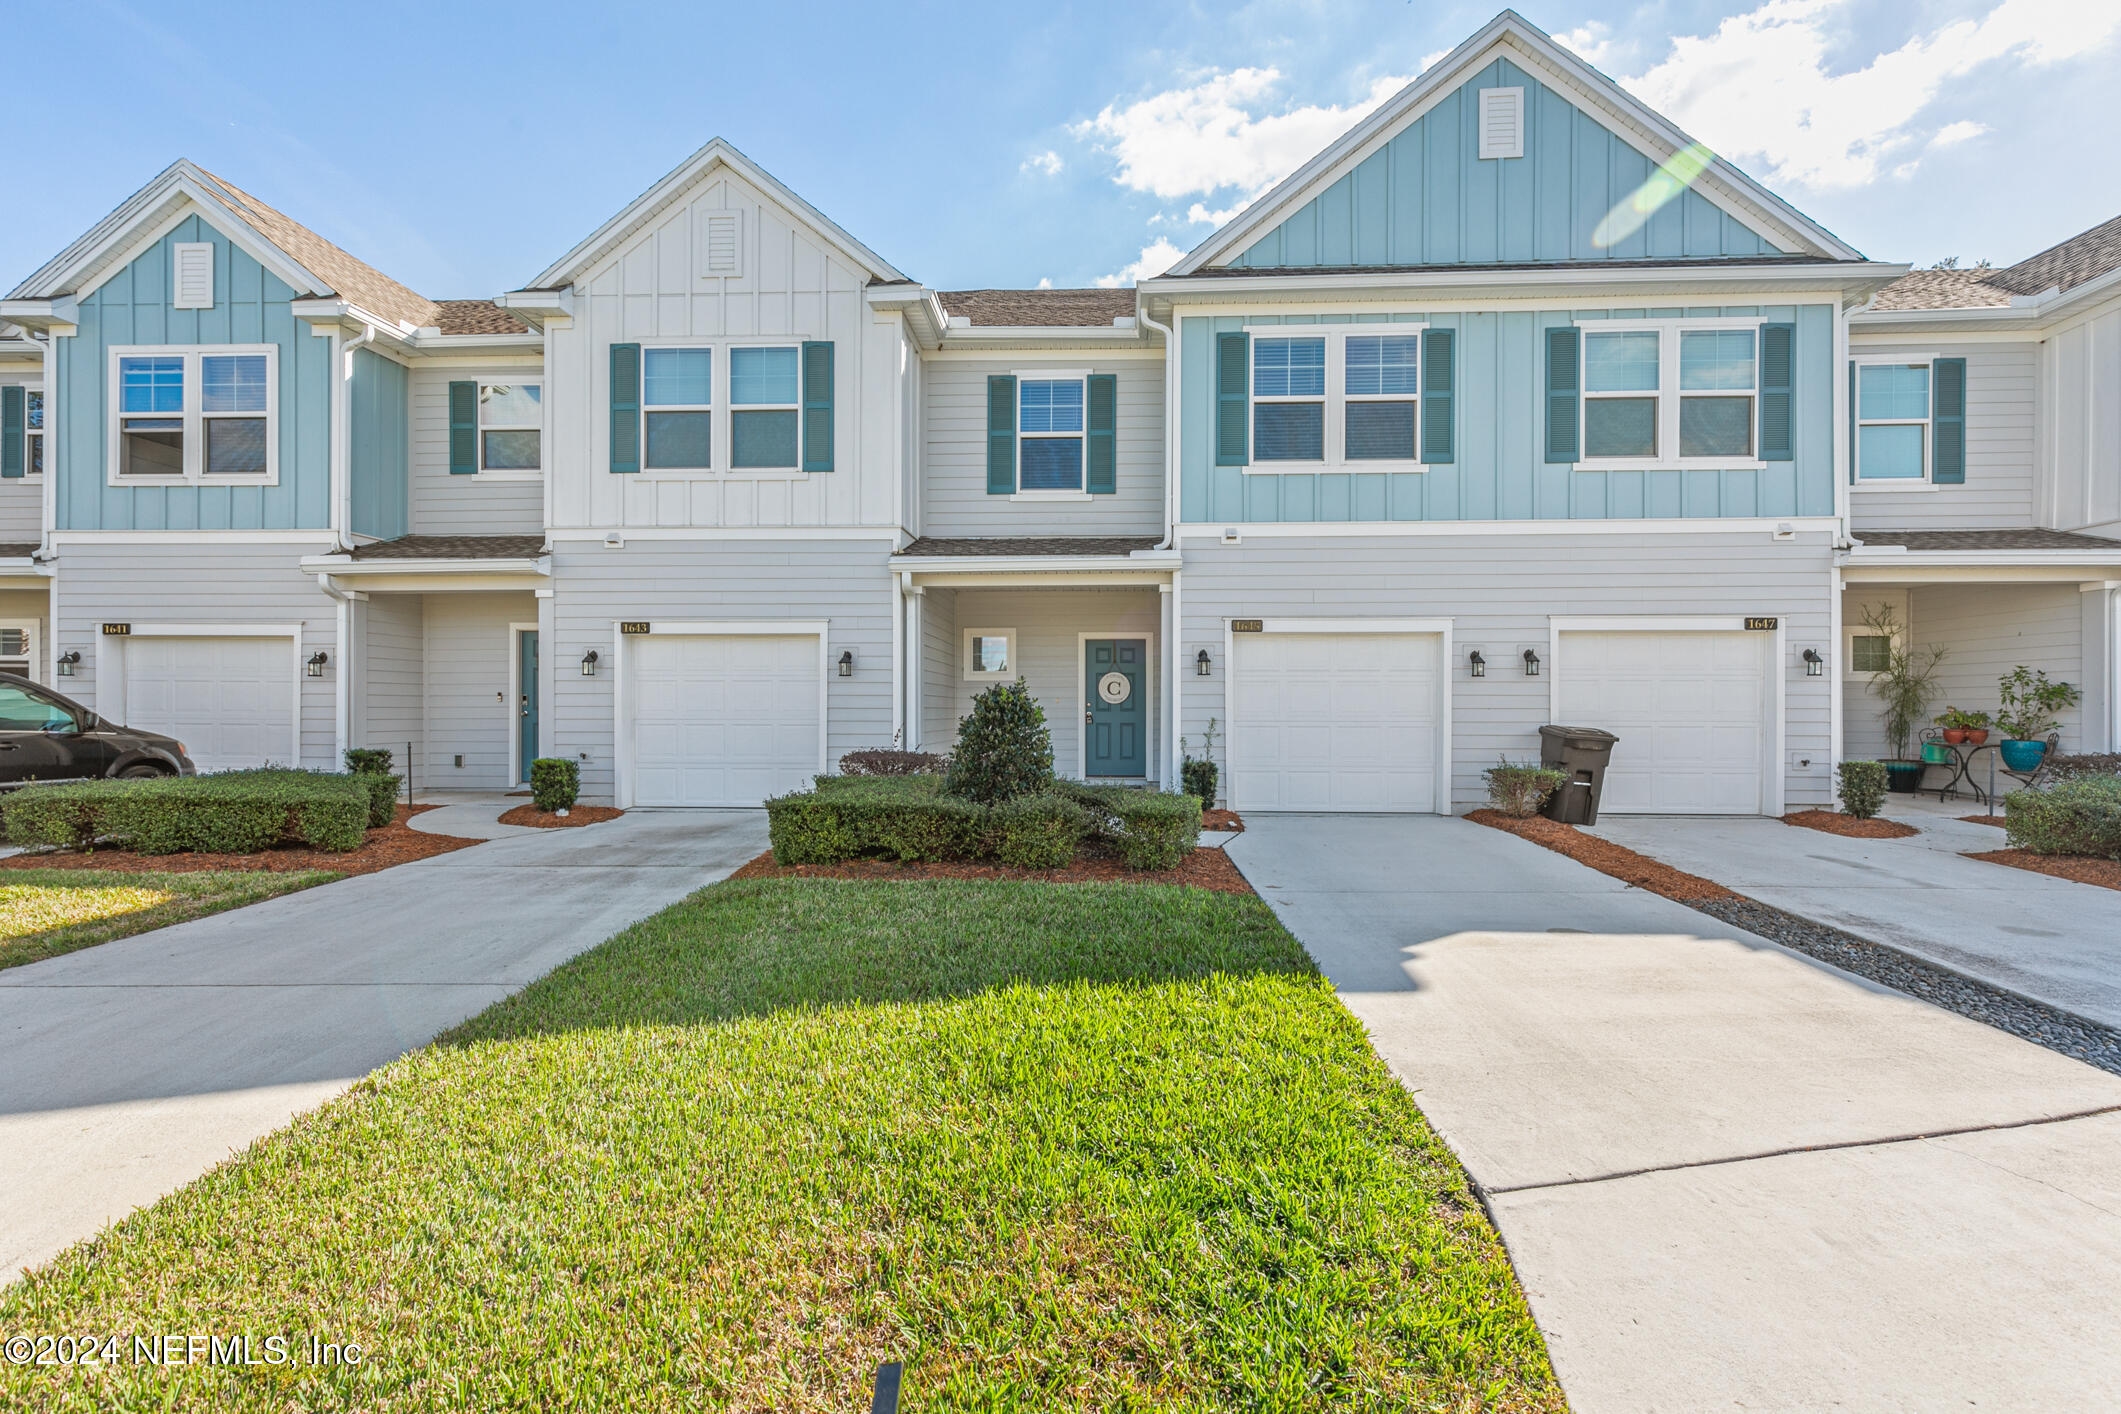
[1226,814,2121,1411]
[1589,809,2121,1029]
[0,808,767,1281]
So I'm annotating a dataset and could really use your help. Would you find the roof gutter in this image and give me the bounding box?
[1143,260,1907,302]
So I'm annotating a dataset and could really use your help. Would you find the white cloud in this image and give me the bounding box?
[1021,149,1064,177]
[1553,21,1633,74]
[1035,276,1054,289]
[1072,68,1410,201]
[1611,0,2121,189]
[1095,237,1187,288]
[1928,119,1988,149]
[1185,200,1248,226]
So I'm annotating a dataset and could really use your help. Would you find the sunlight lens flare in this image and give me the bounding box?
[1593,142,1716,249]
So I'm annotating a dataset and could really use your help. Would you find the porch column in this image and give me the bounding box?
[536,588,557,760]
[906,583,924,751]
[1161,579,1177,790]
[2084,582,2121,752]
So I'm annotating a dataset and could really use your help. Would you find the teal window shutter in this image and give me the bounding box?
[609,343,641,474]
[801,341,834,472]
[1544,326,1579,463]
[1214,332,1249,466]
[1759,322,1795,462]
[1421,328,1454,463]
[447,381,477,474]
[986,374,1017,494]
[1932,357,1965,484]
[1086,373,1117,494]
[0,386,21,479]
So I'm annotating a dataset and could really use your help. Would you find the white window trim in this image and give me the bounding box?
[0,621,38,681]
[635,337,812,481]
[22,383,43,480]
[1572,317,1768,473]
[1240,323,1428,475]
[1010,367,1090,495]
[475,380,544,480]
[106,344,279,487]
[962,626,1017,680]
[1851,354,1938,488]
[1844,622,1901,681]
[729,346,803,472]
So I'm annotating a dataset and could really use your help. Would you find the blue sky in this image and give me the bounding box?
[11,0,2117,297]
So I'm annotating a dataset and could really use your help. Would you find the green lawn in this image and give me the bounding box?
[0,878,1562,1413]
[0,868,342,971]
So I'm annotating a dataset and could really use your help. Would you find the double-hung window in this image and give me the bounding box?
[1677,330,1755,458]
[1252,336,1326,462]
[1342,333,1420,461]
[1018,376,1085,491]
[1234,327,1425,469]
[1855,363,1930,481]
[642,348,712,470]
[24,388,42,477]
[478,383,541,471]
[1577,321,1760,467]
[730,346,800,469]
[1582,331,1661,459]
[111,345,276,483]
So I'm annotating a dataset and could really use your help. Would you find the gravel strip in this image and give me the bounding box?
[1692,895,2121,1076]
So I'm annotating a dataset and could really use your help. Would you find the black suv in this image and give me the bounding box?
[0,672,195,785]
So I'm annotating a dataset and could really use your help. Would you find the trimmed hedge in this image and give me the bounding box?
[838,747,948,777]
[2004,777,2121,859]
[531,758,580,813]
[766,775,1197,870]
[343,747,395,776]
[1836,760,1888,820]
[2044,753,2121,783]
[992,793,1090,869]
[3,770,372,854]
[1058,782,1202,871]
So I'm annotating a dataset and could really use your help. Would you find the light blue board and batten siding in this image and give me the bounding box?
[1179,305,1834,523]
[348,348,408,540]
[57,214,332,530]
[1227,59,1781,269]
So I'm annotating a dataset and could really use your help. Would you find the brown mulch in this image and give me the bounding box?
[0,804,483,876]
[1783,810,1919,839]
[1966,849,2121,892]
[1465,808,1734,902]
[1959,815,2009,828]
[1202,808,1244,832]
[498,804,625,829]
[730,846,1256,895]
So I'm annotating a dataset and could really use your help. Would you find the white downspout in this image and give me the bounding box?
[1137,301,1182,788]
[316,572,362,766]
[334,324,376,552]
[890,569,906,748]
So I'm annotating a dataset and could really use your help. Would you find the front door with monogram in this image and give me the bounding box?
[1084,638,1147,777]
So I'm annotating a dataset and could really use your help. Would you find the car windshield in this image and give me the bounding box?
[0,685,76,732]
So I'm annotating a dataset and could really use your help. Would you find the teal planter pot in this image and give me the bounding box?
[1921,740,1953,765]
[1998,739,2048,772]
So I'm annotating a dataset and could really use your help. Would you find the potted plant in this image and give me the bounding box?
[1995,667,2080,771]
[1934,707,1991,746]
[1861,605,1948,792]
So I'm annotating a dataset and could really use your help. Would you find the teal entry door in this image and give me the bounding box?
[517,630,539,784]
[1084,638,1148,777]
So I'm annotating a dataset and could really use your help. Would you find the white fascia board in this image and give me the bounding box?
[38,170,329,307]
[405,332,547,355]
[1145,261,1903,305]
[1841,548,2121,568]
[863,284,948,348]
[1179,517,1838,538]
[889,554,1183,574]
[299,554,552,576]
[0,298,77,334]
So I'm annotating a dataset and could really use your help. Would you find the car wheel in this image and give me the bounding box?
[118,764,170,779]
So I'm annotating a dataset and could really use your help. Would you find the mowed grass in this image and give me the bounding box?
[0,878,1563,1413]
[0,868,340,971]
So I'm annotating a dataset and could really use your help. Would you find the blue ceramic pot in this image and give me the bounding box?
[1998,739,2047,772]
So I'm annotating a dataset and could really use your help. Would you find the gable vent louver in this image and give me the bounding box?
[1477,88,1524,160]
[172,242,215,309]
[701,213,742,277]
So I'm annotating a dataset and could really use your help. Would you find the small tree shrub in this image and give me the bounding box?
[1484,758,1568,818]
[1180,758,1218,808]
[530,758,580,813]
[945,679,1053,804]
[838,747,948,777]
[343,747,395,776]
[991,793,1089,869]
[1836,760,1889,820]
[2003,776,2121,859]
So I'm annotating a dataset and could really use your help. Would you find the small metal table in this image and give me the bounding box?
[1921,737,1991,804]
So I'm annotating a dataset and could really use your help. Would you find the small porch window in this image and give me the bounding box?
[963,627,1017,680]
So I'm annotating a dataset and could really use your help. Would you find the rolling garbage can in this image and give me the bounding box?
[1538,725,1619,825]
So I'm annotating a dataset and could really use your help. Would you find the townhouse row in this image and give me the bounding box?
[0,11,2116,814]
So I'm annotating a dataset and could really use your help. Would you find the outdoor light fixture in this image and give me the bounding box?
[1522,648,1541,677]
[581,649,599,677]
[305,650,328,678]
[1196,648,1212,676]
[56,651,79,678]
[1802,647,1824,677]
[1468,650,1486,678]
[839,649,854,677]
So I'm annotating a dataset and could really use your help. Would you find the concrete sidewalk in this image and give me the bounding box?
[0,808,767,1281]
[1588,809,2121,1030]
[1227,813,2121,1411]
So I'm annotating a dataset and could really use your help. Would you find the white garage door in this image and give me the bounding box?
[122,636,294,772]
[1556,630,1770,814]
[630,634,820,806]
[1231,631,1443,812]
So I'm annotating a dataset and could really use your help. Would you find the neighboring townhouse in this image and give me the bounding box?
[0,9,2112,816]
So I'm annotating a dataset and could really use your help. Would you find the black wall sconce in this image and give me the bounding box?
[1196,648,1211,676]
[1522,648,1541,677]
[1802,647,1824,677]
[1468,649,1486,678]
[839,649,854,677]
[56,651,80,678]
[305,650,329,678]
[581,649,599,677]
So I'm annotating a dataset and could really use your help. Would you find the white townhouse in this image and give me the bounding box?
[0,10,2113,815]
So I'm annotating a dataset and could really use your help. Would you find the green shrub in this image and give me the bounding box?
[1058,782,1201,871]
[766,775,985,865]
[2044,753,2121,782]
[945,679,1053,804]
[530,758,580,813]
[1484,758,1567,817]
[2,770,371,854]
[838,747,947,776]
[991,792,1089,868]
[343,747,395,776]
[1180,757,1218,808]
[2004,777,2121,858]
[1836,760,1889,820]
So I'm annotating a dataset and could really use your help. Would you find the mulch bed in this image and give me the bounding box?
[1465,808,1734,901]
[1783,809,1919,839]
[1202,809,1244,832]
[498,804,625,829]
[1959,815,2009,828]
[1966,849,2121,892]
[731,846,1256,895]
[0,804,483,876]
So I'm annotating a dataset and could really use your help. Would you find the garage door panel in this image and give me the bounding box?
[1557,630,1768,815]
[122,636,293,773]
[1232,632,1441,814]
[630,634,819,807]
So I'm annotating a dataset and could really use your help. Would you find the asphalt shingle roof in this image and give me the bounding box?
[431,300,531,336]
[938,289,1137,327]
[194,167,439,330]
[1869,211,2121,311]
[0,543,37,560]
[349,534,547,561]
[1855,528,2121,552]
[896,536,1163,557]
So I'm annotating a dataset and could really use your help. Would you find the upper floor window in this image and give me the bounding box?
[629,342,811,474]
[20,387,42,477]
[1235,326,1426,470]
[1343,334,1420,461]
[1855,363,1929,481]
[1018,376,1086,491]
[109,346,276,484]
[1578,322,1758,468]
[478,383,541,472]
[1253,337,1325,462]
[730,346,800,469]
[643,348,712,470]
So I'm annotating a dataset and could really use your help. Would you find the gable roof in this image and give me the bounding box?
[432,299,531,335]
[189,167,437,328]
[939,288,1136,327]
[1863,212,2121,313]
[524,138,907,292]
[1169,9,1863,277]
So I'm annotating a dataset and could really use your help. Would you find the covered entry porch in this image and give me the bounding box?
[893,537,1181,785]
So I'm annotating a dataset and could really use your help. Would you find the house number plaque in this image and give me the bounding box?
[1231,619,1263,633]
[619,622,652,635]
[101,623,131,636]
[1744,617,1779,631]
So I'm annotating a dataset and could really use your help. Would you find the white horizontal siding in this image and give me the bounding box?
[2044,299,2121,535]
[917,585,957,750]
[409,366,545,536]
[1849,340,2037,531]
[422,592,537,789]
[0,370,44,541]
[355,593,424,776]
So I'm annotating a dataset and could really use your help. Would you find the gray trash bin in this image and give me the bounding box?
[1538,725,1620,825]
